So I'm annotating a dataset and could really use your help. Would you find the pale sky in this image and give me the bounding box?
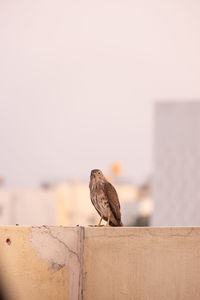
[0,0,200,186]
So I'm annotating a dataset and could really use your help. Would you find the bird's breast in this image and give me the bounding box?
[92,193,109,216]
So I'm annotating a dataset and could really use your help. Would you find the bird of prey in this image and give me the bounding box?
[89,169,123,226]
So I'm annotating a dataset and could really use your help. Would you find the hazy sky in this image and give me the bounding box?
[0,0,200,186]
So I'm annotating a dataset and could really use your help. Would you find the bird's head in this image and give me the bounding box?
[90,169,105,182]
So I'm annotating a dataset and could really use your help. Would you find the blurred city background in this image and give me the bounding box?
[0,1,200,227]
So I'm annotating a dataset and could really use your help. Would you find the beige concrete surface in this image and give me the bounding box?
[0,226,83,300]
[83,227,200,300]
[0,226,200,300]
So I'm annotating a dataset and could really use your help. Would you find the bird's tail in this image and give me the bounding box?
[110,220,123,227]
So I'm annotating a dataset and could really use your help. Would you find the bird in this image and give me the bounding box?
[89,169,123,226]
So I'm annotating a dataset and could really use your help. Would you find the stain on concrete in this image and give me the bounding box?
[30,226,84,300]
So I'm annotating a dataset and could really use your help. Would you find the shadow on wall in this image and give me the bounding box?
[0,275,12,300]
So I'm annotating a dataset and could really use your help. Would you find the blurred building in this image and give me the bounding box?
[0,188,57,225]
[0,182,152,226]
[152,102,200,226]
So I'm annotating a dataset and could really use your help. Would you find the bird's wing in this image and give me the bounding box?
[104,181,121,222]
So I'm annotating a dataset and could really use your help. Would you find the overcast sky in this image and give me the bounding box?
[0,0,200,186]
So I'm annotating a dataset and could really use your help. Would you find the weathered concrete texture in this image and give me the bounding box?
[0,226,83,300]
[1,226,200,300]
[30,226,83,300]
[83,227,200,300]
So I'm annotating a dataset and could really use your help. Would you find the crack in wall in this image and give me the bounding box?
[30,226,83,300]
[44,226,80,263]
[30,226,199,300]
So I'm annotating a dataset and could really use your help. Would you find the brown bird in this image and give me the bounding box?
[89,169,123,226]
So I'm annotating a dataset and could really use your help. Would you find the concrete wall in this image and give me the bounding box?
[83,227,200,300]
[0,226,82,300]
[0,226,200,300]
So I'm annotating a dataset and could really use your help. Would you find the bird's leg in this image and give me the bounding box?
[106,214,110,227]
[97,216,103,227]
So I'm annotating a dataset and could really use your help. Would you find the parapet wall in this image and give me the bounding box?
[0,226,199,300]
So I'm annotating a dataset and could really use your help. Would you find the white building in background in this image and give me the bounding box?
[152,102,200,226]
[0,182,151,226]
[0,188,57,226]
[0,182,149,226]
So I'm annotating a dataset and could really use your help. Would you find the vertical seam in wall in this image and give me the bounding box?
[78,226,85,300]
